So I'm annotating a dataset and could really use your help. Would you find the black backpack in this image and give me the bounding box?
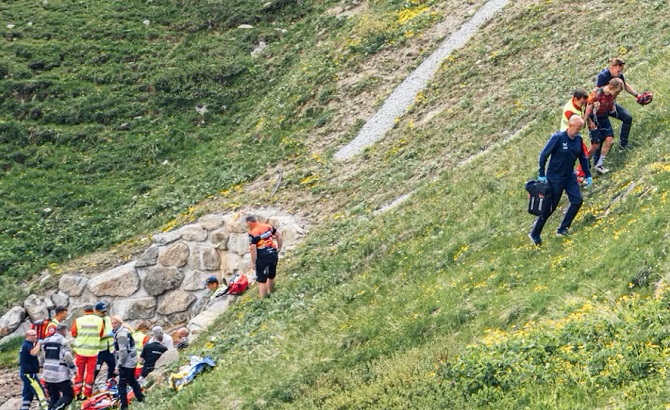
[525,180,552,216]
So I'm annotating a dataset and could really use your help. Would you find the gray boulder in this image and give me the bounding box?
[23,295,49,322]
[156,290,196,315]
[136,246,159,268]
[144,266,183,296]
[0,306,26,337]
[88,263,140,297]
[181,225,208,242]
[58,274,88,297]
[197,214,225,231]
[153,230,182,246]
[159,242,190,267]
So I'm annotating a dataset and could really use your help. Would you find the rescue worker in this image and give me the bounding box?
[111,316,145,410]
[18,329,48,410]
[94,300,116,380]
[529,116,592,245]
[560,90,592,184]
[139,337,168,377]
[42,323,75,410]
[147,326,174,350]
[246,215,283,299]
[205,276,228,303]
[132,322,151,379]
[45,306,68,338]
[71,304,104,399]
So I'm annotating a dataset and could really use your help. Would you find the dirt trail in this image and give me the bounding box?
[334,0,510,161]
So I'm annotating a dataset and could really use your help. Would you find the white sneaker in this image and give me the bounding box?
[595,164,610,174]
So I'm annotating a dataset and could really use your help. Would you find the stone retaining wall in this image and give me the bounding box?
[0,210,305,341]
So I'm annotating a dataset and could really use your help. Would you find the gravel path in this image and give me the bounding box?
[334,0,510,161]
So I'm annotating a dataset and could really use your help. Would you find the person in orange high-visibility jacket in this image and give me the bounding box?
[70,305,104,399]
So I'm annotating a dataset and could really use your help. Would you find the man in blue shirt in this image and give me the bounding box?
[529,116,592,245]
[18,329,48,410]
[595,57,643,150]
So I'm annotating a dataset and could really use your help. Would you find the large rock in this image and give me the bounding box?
[0,306,26,337]
[182,270,208,291]
[88,263,140,297]
[210,228,230,250]
[24,295,49,322]
[159,242,190,267]
[222,212,248,233]
[227,233,250,255]
[0,398,22,410]
[198,214,225,231]
[156,290,196,315]
[189,245,220,271]
[136,246,159,268]
[154,348,179,371]
[188,299,231,334]
[117,297,157,320]
[58,274,88,297]
[180,225,208,242]
[153,230,182,246]
[144,266,183,296]
[49,291,69,309]
[220,252,243,275]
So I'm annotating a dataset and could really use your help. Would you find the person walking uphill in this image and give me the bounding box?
[18,329,48,410]
[71,304,103,399]
[587,78,625,174]
[112,316,145,410]
[42,324,76,410]
[246,215,283,299]
[595,57,645,151]
[529,116,592,246]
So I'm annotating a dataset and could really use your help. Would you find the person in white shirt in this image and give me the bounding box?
[147,326,174,350]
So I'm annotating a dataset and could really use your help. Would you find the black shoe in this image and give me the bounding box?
[557,228,570,236]
[528,233,542,246]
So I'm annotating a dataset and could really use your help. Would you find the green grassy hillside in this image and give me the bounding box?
[0,0,456,304]
[3,0,670,408]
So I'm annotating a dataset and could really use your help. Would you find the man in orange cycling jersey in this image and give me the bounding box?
[246,215,283,299]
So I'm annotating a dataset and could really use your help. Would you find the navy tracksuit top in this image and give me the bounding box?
[538,130,591,181]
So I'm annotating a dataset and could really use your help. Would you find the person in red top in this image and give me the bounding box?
[586,77,624,174]
[560,90,591,184]
[246,215,283,299]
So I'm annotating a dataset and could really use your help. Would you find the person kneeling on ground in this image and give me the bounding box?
[139,337,168,378]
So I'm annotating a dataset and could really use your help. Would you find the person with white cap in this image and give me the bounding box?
[147,325,174,350]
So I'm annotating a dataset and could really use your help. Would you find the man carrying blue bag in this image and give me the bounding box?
[529,116,592,246]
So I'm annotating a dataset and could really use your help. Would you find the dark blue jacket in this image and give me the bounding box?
[538,131,591,181]
[596,67,626,87]
[19,340,39,374]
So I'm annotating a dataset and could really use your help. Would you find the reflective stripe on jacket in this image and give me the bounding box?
[133,331,146,369]
[73,314,103,357]
[100,315,115,353]
[42,333,74,383]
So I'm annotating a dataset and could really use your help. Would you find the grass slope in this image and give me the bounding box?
[138,1,669,409]
[2,0,670,408]
[0,0,456,305]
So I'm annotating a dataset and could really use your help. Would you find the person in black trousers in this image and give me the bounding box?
[529,116,592,245]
